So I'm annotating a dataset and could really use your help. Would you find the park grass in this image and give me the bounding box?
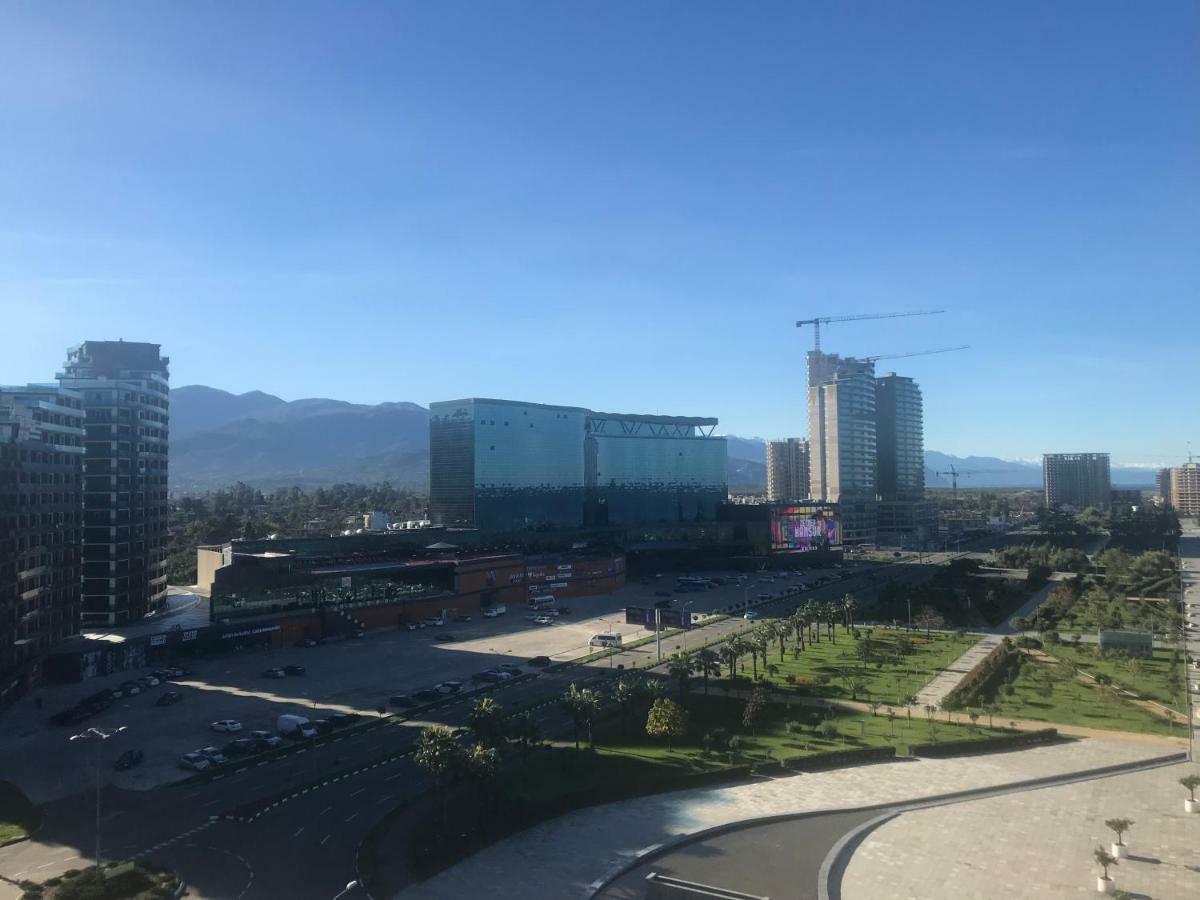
[400,693,1006,883]
[988,653,1179,736]
[1038,643,1187,713]
[716,627,978,707]
[0,780,40,844]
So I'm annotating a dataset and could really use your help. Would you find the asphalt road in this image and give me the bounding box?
[0,546,989,900]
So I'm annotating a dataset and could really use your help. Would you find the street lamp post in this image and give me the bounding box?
[70,725,126,876]
[332,880,359,899]
[681,601,694,653]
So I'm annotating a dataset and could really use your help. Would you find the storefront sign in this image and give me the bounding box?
[220,624,281,641]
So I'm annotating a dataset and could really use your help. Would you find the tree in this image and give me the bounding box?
[694,648,719,696]
[772,620,789,662]
[1094,846,1117,883]
[886,708,896,737]
[1179,774,1200,802]
[665,653,693,704]
[645,697,688,748]
[742,686,768,735]
[723,636,750,681]
[613,676,642,734]
[467,697,507,748]
[464,743,499,809]
[1104,818,1133,848]
[842,594,858,629]
[982,703,999,730]
[559,683,600,750]
[914,606,945,638]
[510,711,541,759]
[414,726,463,826]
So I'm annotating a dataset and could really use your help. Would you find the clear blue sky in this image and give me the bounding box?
[1,2,1196,466]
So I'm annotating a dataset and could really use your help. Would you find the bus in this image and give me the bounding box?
[589,633,622,648]
[528,595,556,610]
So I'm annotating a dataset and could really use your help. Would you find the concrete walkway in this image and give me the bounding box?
[844,759,1200,899]
[913,634,1004,710]
[393,739,1170,900]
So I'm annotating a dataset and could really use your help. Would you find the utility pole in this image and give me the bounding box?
[655,607,662,662]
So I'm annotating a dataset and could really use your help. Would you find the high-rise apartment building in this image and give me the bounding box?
[1042,452,1111,510]
[429,398,727,530]
[1163,463,1200,516]
[808,352,877,543]
[1156,468,1173,507]
[766,438,810,502]
[0,384,85,708]
[57,341,170,627]
[874,373,933,545]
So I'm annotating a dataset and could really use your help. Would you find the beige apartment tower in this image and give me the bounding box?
[1163,463,1200,516]
[766,438,810,502]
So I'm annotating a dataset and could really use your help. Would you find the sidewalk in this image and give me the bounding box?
[914,634,1004,709]
[394,738,1172,900]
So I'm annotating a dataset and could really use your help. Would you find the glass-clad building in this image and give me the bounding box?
[585,412,727,524]
[430,398,728,530]
[430,399,587,530]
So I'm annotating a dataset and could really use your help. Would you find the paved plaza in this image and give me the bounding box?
[396,737,1181,899]
[844,760,1200,899]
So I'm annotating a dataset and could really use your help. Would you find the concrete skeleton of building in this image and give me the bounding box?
[0,384,85,708]
[56,341,171,627]
[765,438,809,502]
[1042,452,1111,510]
[429,398,728,531]
[1159,462,1200,516]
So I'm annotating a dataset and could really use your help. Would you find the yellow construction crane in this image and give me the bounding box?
[795,310,945,352]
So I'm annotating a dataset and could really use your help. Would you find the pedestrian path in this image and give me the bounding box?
[394,738,1170,900]
[913,634,1004,710]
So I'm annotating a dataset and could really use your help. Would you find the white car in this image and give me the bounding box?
[179,752,211,772]
[535,615,556,625]
[197,746,227,764]
[210,719,242,733]
[743,611,760,620]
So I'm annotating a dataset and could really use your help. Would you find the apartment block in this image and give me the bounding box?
[1042,452,1111,510]
[766,438,810,502]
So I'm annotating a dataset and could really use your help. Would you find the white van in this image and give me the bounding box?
[590,633,622,648]
[277,713,317,739]
[483,604,507,618]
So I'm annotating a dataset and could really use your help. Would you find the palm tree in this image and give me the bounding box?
[724,636,750,681]
[842,593,858,629]
[772,620,789,662]
[802,601,819,643]
[414,725,463,827]
[694,648,719,695]
[788,609,806,651]
[510,711,541,759]
[613,676,642,733]
[559,683,600,750]
[749,629,770,680]
[467,697,506,748]
[464,743,499,810]
[667,653,692,704]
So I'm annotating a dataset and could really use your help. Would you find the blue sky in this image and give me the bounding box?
[1,2,1196,465]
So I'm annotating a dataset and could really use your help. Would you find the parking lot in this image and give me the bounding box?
[0,561,877,801]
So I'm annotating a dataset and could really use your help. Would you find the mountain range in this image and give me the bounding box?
[168,386,1155,493]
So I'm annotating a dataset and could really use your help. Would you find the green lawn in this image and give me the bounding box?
[1039,643,1187,713]
[401,692,1008,881]
[987,653,1179,736]
[0,780,40,844]
[715,627,977,707]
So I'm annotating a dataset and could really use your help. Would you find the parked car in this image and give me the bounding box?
[743,611,760,620]
[179,752,211,772]
[137,675,160,688]
[472,671,501,684]
[119,682,142,696]
[413,689,440,703]
[261,668,287,679]
[156,691,183,707]
[224,738,257,756]
[422,617,443,627]
[497,663,523,675]
[403,622,419,631]
[294,638,320,648]
[328,712,356,729]
[435,680,463,694]
[197,746,227,765]
[434,633,456,642]
[251,730,282,749]
[311,719,333,735]
[534,616,555,626]
[210,719,242,733]
[283,665,306,676]
[527,656,552,667]
[389,694,416,708]
[113,749,144,771]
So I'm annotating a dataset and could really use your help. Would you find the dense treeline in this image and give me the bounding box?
[166,483,427,585]
[876,559,1029,628]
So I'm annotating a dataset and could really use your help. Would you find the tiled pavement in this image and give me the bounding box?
[913,634,1004,710]
[844,759,1200,899]
[395,738,1176,899]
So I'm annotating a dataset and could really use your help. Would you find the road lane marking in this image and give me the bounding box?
[320,806,332,816]
[320,833,331,846]
[292,826,304,838]
[349,787,365,797]
[345,812,359,822]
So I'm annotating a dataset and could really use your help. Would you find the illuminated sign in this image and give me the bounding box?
[769,506,840,554]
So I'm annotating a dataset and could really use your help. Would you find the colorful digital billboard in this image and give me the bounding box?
[769,506,840,554]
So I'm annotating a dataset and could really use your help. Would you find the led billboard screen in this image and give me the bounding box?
[769,506,840,554]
